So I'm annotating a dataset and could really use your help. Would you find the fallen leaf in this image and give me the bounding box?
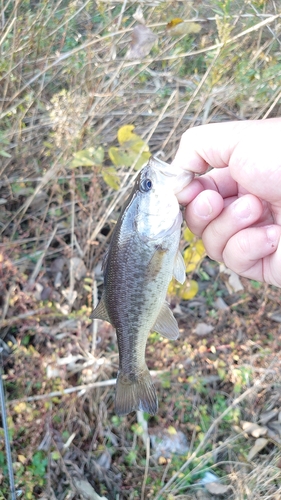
[247,438,268,461]
[200,471,220,485]
[73,477,108,500]
[167,18,184,29]
[18,455,27,464]
[241,421,267,438]
[96,449,112,470]
[133,6,145,24]
[51,257,66,273]
[214,297,229,310]
[259,408,279,424]
[267,421,281,436]
[126,24,158,60]
[205,482,232,495]
[195,323,214,336]
[268,311,281,323]
[167,19,201,36]
[70,257,87,280]
[62,288,77,305]
[220,263,244,293]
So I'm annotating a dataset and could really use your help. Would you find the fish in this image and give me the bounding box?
[91,156,193,416]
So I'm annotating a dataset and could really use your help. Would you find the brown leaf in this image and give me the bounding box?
[126,24,158,60]
[167,17,184,29]
[241,421,268,438]
[70,257,87,280]
[205,482,232,495]
[133,6,145,25]
[247,438,268,461]
[220,263,244,293]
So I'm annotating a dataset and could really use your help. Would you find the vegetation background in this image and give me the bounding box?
[0,0,281,498]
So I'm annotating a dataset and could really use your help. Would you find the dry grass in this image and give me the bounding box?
[1,0,281,498]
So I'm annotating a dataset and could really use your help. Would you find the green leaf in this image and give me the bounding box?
[126,137,149,153]
[126,150,151,170]
[70,146,104,168]
[0,149,11,158]
[108,147,132,167]
[102,166,120,190]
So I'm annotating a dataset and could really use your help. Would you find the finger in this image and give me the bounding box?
[177,167,239,205]
[172,121,250,174]
[185,190,225,236]
[222,225,281,286]
[201,194,264,262]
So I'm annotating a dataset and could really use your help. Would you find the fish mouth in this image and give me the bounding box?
[148,156,194,194]
[149,156,177,177]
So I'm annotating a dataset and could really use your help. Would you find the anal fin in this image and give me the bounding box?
[152,302,179,340]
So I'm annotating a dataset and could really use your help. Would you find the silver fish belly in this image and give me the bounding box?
[92,157,193,415]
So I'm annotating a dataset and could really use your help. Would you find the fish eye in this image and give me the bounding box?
[140,178,152,192]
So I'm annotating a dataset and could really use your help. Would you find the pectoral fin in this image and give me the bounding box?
[90,295,111,323]
[173,250,186,284]
[152,302,179,340]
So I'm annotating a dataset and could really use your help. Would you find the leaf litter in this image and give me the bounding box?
[1,0,281,499]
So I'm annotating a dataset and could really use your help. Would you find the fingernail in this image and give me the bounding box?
[266,225,279,245]
[193,196,213,217]
[233,197,251,219]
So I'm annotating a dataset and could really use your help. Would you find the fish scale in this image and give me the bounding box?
[91,157,193,415]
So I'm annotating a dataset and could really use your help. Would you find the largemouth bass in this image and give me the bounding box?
[92,157,193,415]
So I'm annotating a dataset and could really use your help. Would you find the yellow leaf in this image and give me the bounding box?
[18,454,27,464]
[195,239,206,257]
[167,280,177,296]
[167,425,177,435]
[117,125,135,145]
[179,280,199,300]
[168,21,201,36]
[102,167,120,190]
[14,402,27,413]
[133,151,151,170]
[167,18,184,29]
[184,247,201,273]
[183,227,195,243]
[129,137,149,154]
[108,147,131,167]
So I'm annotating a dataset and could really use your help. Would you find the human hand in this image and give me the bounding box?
[172,119,281,287]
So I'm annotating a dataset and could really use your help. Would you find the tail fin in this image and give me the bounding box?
[115,367,158,416]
